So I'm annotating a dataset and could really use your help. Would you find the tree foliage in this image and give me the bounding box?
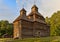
[45,11,60,36]
[0,20,13,37]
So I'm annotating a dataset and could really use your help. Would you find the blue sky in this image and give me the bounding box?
[0,0,17,23]
[0,0,60,23]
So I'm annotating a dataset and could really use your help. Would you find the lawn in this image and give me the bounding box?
[0,36,60,42]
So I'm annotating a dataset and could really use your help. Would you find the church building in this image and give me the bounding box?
[13,5,50,39]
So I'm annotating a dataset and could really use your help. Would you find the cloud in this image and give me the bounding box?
[16,0,60,18]
[40,0,60,17]
[0,0,60,22]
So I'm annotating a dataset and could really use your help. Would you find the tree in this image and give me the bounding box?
[7,23,13,35]
[45,11,60,36]
[45,17,50,25]
[55,25,60,36]
[0,20,13,37]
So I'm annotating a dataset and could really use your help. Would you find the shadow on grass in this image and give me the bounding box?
[0,36,60,42]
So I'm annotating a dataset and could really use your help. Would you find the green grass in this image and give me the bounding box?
[0,36,60,42]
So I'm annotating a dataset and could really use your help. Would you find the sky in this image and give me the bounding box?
[0,0,60,23]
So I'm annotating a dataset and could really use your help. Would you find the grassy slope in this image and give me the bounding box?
[0,36,60,42]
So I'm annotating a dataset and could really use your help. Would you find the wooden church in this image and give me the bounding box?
[13,5,50,39]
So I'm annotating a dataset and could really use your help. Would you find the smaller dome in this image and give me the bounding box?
[31,5,38,9]
[20,8,26,12]
[20,8,26,16]
[31,5,38,12]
